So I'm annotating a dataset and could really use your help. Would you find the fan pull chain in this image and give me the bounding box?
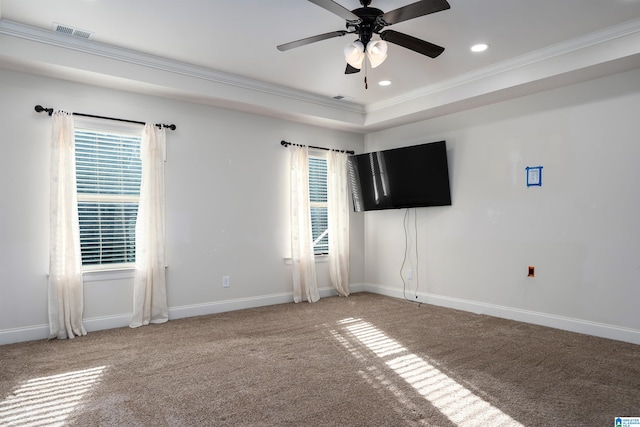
[364,59,368,89]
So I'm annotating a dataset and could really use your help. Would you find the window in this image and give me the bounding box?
[309,155,328,255]
[74,128,142,267]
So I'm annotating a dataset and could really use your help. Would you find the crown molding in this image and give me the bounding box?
[3,17,640,132]
[0,19,365,116]
[368,17,640,113]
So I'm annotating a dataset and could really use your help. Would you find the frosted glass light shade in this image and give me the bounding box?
[366,40,388,68]
[344,41,365,69]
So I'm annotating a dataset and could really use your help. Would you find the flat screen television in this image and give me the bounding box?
[347,141,452,212]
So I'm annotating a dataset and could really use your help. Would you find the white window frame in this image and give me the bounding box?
[73,119,143,273]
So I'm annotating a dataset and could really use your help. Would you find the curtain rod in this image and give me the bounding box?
[280,140,354,155]
[34,105,176,130]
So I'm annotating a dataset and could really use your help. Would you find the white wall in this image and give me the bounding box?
[0,69,365,344]
[3,66,639,346]
[363,68,640,344]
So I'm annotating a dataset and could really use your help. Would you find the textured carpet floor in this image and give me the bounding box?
[1,292,639,426]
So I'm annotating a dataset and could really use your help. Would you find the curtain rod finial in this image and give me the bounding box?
[35,105,54,116]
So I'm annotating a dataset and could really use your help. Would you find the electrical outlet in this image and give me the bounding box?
[407,269,413,280]
[222,276,230,288]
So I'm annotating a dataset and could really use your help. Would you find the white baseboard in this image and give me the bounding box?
[170,286,340,319]
[3,284,638,346]
[357,283,640,345]
[0,287,339,346]
[0,314,135,346]
[0,324,50,346]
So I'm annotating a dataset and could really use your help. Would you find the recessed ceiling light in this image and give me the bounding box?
[471,43,489,53]
[378,80,392,86]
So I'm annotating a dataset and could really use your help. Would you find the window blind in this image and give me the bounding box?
[75,129,142,266]
[309,156,329,255]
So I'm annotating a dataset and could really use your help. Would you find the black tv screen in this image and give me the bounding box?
[347,141,452,212]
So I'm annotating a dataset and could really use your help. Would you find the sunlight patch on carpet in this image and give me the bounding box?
[335,318,523,427]
[0,366,106,427]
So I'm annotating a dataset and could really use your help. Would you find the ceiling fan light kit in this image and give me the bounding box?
[278,0,450,80]
[344,39,387,69]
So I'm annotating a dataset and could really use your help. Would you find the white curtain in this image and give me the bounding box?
[327,151,350,296]
[48,111,87,340]
[130,124,169,327]
[290,146,320,303]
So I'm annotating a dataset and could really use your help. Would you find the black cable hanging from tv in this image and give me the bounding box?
[280,140,354,155]
[34,105,176,130]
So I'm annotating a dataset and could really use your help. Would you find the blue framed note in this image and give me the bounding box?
[526,166,543,187]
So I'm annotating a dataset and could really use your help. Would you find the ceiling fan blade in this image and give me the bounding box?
[380,0,450,26]
[308,0,362,23]
[277,30,347,51]
[380,30,444,58]
[345,63,361,74]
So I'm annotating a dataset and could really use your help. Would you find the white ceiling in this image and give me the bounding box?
[2,0,640,131]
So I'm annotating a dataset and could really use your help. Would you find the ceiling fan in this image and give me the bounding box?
[277,0,450,75]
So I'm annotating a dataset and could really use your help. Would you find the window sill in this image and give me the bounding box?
[81,265,168,282]
[82,267,135,282]
[283,255,328,265]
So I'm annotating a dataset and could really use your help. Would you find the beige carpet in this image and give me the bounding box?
[1,292,639,426]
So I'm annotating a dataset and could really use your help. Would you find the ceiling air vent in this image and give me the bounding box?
[333,95,355,101]
[52,22,94,40]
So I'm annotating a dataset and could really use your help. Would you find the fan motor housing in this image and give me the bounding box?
[350,7,384,44]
